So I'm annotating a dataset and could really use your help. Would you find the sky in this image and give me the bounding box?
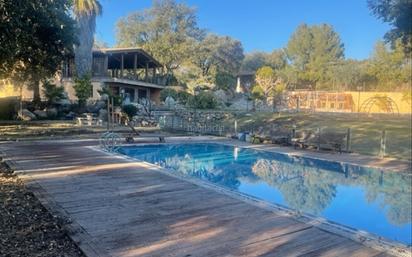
[95,0,391,60]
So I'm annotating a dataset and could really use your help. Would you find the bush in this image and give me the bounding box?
[0,97,19,120]
[160,88,178,102]
[122,104,138,119]
[98,87,121,106]
[251,85,264,100]
[177,91,191,104]
[42,80,65,106]
[160,88,192,104]
[73,75,92,107]
[215,72,236,91]
[187,91,218,109]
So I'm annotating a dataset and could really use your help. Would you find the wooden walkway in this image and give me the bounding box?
[0,140,396,257]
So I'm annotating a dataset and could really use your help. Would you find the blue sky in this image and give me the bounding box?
[95,0,390,60]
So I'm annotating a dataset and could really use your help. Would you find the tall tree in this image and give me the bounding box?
[333,60,375,90]
[116,0,204,82]
[0,0,77,104]
[191,34,244,78]
[72,0,102,77]
[368,40,411,90]
[240,52,269,73]
[368,0,412,53]
[286,24,344,89]
[267,49,287,70]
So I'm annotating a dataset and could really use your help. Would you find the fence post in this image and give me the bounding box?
[111,97,115,126]
[346,128,351,152]
[171,115,175,130]
[106,97,110,131]
[380,130,386,158]
[234,119,238,136]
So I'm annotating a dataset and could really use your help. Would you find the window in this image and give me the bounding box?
[138,89,147,100]
[124,88,135,102]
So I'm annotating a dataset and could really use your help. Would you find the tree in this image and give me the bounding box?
[253,66,277,101]
[116,0,203,83]
[286,24,344,89]
[189,33,244,86]
[368,0,412,53]
[253,66,286,109]
[193,34,244,76]
[42,80,66,106]
[73,75,93,107]
[0,0,77,105]
[72,0,102,77]
[267,49,287,70]
[94,38,109,49]
[215,72,237,91]
[367,40,411,90]
[240,52,269,73]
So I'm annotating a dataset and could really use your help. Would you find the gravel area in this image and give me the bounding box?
[0,161,85,257]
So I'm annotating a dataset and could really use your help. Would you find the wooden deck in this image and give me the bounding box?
[0,140,397,257]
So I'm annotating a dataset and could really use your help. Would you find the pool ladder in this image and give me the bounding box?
[100,132,122,152]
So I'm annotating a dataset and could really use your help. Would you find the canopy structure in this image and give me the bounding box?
[94,48,162,70]
[63,47,164,84]
[61,47,166,104]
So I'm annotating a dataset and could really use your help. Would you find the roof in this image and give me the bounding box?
[237,71,256,76]
[92,47,162,68]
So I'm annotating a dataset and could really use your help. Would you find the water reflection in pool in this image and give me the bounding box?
[119,143,412,245]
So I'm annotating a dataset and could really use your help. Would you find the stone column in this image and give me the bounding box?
[236,76,242,93]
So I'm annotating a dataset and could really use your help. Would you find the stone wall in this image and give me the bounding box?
[160,110,233,135]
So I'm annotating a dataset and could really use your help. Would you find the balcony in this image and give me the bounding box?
[63,47,167,87]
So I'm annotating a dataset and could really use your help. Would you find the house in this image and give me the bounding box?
[235,71,255,93]
[61,47,166,104]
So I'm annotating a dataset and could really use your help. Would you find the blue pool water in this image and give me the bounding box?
[119,143,412,245]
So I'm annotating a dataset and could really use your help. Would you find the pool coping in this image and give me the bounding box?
[95,137,412,257]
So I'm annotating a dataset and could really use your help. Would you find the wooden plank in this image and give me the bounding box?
[0,140,397,257]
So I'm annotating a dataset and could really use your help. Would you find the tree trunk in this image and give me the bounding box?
[74,14,95,77]
[32,80,41,107]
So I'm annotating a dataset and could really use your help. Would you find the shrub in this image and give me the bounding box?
[177,91,191,104]
[73,75,92,107]
[0,97,19,120]
[98,87,121,106]
[42,80,65,106]
[160,88,192,104]
[215,72,236,91]
[251,85,264,100]
[187,91,218,109]
[160,88,178,102]
[122,104,138,119]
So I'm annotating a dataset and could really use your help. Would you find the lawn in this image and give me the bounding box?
[0,120,161,141]
[1,113,410,160]
[226,112,412,160]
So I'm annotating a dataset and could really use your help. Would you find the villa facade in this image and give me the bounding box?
[61,47,166,104]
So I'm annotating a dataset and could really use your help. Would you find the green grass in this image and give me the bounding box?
[0,120,160,141]
[226,112,412,160]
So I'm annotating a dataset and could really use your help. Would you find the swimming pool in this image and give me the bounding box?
[119,143,412,246]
